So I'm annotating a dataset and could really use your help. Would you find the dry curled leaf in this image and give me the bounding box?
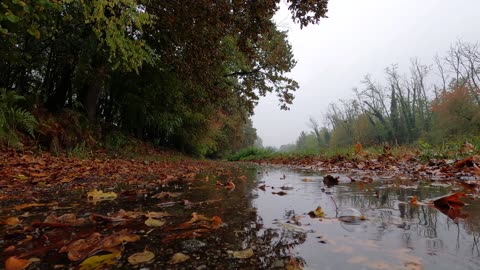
[232,248,254,259]
[79,252,120,270]
[308,206,325,218]
[144,217,165,227]
[169,253,190,264]
[128,250,155,265]
[87,189,117,202]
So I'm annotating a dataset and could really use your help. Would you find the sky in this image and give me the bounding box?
[252,0,480,148]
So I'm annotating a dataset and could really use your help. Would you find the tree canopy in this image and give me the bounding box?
[0,0,329,156]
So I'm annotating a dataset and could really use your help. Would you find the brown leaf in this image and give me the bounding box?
[354,143,363,154]
[433,192,466,208]
[410,196,419,206]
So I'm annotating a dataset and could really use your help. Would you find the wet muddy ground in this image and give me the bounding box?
[2,165,480,269]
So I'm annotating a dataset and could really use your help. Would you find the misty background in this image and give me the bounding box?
[252,0,480,148]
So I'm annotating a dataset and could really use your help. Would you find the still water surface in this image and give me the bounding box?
[3,165,480,269]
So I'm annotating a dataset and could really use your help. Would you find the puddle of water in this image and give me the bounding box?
[253,167,480,270]
[1,165,480,269]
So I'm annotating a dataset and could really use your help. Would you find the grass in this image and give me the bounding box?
[228,137,480,163]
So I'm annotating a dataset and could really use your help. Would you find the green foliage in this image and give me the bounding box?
[228,147,277,161]
[67,141,92,159]
[104,131,128,151]
[0,1,330,155]
[0,88,37,147]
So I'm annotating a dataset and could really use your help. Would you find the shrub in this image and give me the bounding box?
[0,89,38,147]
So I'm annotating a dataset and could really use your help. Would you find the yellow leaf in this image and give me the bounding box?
[168,253,190,264]
[79,252,120,270]
[128,250,155,265]
[308,207,325,218]
[232,248,254,259]
[87,189,117,202]
[144,217,165,227]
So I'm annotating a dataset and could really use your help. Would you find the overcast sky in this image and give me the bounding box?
[252,0,480,147]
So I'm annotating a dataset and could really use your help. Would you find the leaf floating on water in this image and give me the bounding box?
[433,192,466,208]
[128,250,155,265]
[432,192,468,221]
[410,196,419,206]
[79,252,120,270]
[272,191,287,196]
[144,217,165,227]
[286,257,303,270]
[308,207,325,218]
[302,178,314,182]
[5,256,30,270]
[87,189,117,202]
[168,253,190,264]
[232,248,254,259]
[275,222,307,233]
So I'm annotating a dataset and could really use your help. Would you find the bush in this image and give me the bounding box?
[0,88,38,147]
[228,147,276,161]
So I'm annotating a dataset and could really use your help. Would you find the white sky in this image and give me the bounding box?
[252,0,480,147]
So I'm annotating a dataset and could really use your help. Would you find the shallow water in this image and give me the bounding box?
[2,165,480,269]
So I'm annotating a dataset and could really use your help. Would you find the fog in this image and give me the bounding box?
[252,0,480,147]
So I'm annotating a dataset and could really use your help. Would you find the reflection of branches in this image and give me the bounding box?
[472,232,480,256]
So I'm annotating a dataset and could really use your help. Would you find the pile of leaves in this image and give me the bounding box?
[0,149,239,269]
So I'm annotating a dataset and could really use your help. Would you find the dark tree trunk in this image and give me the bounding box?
[82,65,107,121]
[46,62,74,112]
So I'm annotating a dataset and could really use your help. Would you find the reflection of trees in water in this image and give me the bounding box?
[198,167,308,269]
[332,179,480,256]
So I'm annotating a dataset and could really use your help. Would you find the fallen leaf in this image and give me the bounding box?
[272,191,287,196]
[145,211,172,219]
[302,178,314,182]
[168,253,190,264]
[14,202,57,211]
[286,257,303,270]
[225,181,235,190]
[87,189,117,202]
[354,143,363,154]
[210,216,222,229]
[410,196,419,206]
[232,248,254,259]
[473,163,480,176]
[44,213,85,226]
[128,250,155,265]
[79,252,120,270]
[151,192,182,199]
[323,175,339,187]
[433,192,466,208]
[308,207,325,218]
[144,217,165,227]
[5,256,30,270]
[1,217,21,226]
[60,230,140,261]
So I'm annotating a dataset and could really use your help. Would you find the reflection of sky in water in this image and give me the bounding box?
[253,168,480,270]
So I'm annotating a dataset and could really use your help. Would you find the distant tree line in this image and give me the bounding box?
[290,41,480,152]
[0,0,328,156]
